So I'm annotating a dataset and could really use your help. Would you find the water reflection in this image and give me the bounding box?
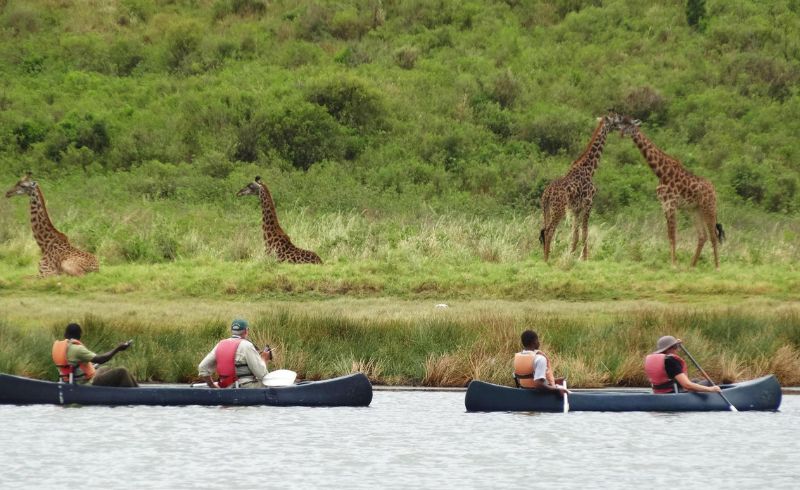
[0,392,796,488]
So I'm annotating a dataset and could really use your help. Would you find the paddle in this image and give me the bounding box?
[679,345,738,412]
[262,369,297,387]
[562,379,569,413]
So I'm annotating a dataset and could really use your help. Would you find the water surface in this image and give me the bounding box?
[1,392,796,488]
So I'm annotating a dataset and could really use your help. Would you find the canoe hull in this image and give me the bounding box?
[465,375,781,412]
[0,373,373,407]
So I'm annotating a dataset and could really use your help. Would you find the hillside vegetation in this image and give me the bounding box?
[0,0,799,290]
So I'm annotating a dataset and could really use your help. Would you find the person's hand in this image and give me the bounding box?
[117,340,133,351]
[709,385,722,393]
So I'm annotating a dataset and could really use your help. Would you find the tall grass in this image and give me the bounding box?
[2,305,798,387]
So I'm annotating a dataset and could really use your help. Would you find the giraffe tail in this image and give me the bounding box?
[539,228,545,245]
[716,223,725,244]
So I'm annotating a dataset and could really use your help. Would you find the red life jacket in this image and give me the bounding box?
[215,338,244,388]
[513,350,554,388]
[644,353,688,393]
[52,339,96,383]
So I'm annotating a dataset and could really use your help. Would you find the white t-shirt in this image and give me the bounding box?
[521,350,548,381]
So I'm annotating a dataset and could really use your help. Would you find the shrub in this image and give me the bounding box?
[394,46,418,69]
[686,0,707,30]
[109,39,145,76]
[163,22,203,74]
[730,163,765,204]
[516,109,585,156]
[618,86,667,124]
[306,77,385,131]
[490,69,520,109]
[263,102,347,170]
[330,7,369,40]
[13,121,47,151]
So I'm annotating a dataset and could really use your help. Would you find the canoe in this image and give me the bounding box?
[465,375,781,412]
[0,372,372,407]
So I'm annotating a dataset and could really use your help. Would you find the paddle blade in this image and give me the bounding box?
[263,369,297,387]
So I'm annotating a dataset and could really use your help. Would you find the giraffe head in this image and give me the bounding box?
[5,172,37,198]
[236,176,263,197]
[617,115,642,138]
[601,111,625,131]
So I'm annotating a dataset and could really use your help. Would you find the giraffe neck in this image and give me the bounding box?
[258,184,286,241]
[28,187,67,250]
[568,120,609,177]
[631,128,680,182]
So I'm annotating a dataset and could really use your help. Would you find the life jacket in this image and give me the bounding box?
[513,350,555,388]
[52,339,96,383]
[644,353,688,394]
[215,338,246,388]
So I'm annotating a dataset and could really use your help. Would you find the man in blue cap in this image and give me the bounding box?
[198,318,273,388]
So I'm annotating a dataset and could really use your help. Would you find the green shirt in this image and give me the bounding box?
[66,343,96,382]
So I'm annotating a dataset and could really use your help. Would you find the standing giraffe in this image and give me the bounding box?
[618,116,724,269]
[539,112,623,261]
[236,176,322,264]
[5,173,99,276]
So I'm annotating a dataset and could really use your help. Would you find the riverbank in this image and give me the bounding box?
[2,294,798,388]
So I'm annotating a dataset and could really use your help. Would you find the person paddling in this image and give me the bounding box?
[52,323,137,387]
[644,336,721,394]
[513,330,567,395]
[198,318,273,388]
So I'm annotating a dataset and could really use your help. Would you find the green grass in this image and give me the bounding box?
[2,301,798,387]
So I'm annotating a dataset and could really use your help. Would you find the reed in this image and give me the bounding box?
[2,303,798,387]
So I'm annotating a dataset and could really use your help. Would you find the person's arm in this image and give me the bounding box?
[674,373,722,393]
[91,341,132,365]
[198,350,218,388]
[243,342,268,381]
[531,355,567,394]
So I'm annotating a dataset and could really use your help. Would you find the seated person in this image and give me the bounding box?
[198,318,273,388]
[513,329,567,394]
[644,336,721,394]
[52,323,137,387]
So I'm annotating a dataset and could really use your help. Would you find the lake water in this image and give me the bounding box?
[1,391,797,489]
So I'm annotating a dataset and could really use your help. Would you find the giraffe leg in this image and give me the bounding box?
[544,206,566,263]
[580,205,592,261]
[570,212,579,254]
[38,258,58,277]
[664,208,677,267]
[705,215,720,270]
[690,213,707,268]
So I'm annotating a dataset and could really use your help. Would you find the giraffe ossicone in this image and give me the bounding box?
[5,173,99,277]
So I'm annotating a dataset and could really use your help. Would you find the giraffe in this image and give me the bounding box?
[5,173,99,276]
[539,112,623,262]
[618,116,724,269]
[236,176,322,264]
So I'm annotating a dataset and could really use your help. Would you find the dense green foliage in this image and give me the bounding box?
[1,0,799,217]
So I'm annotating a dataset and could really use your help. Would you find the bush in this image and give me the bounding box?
[618,86,667,124]
[263,102,348,170]
[306,77,386,131]
[516,109,585,156]
[394,46,418,69]
[13,121,47,151]
[109,39,145,76]
[163,22,203,74]
[490,69,520,109]
[730,163,765,204]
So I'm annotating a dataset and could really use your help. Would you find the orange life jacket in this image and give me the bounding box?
[52,339,96,383]
[513,350,555,388]
[644,353,688,393]
[215,338,244,388]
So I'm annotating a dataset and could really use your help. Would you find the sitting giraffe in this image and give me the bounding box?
[618,116,724,269]
[5,173,99,276]
[539,112,623,261]
[237,176,322,264]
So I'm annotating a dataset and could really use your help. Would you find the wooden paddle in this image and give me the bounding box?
[679,345,738,412]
